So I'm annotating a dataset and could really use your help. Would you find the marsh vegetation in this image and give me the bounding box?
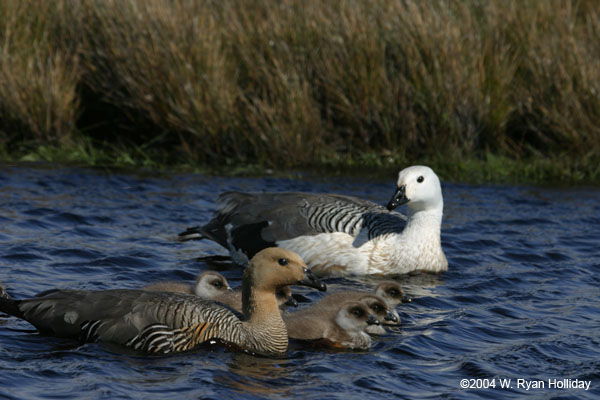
[1,0,599,182]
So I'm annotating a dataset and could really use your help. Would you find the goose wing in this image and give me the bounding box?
[190,192,406,254]
[15,289,243,353]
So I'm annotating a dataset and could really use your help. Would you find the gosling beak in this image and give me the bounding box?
[402,295,411,303]
[386,185,408,211]
[297,267,327,291]
[284,295,298,308]
[384,310,399,323]
[366,314,380,326]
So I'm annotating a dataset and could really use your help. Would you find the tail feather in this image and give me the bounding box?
[177,226,206,241]
[0,296,23,319]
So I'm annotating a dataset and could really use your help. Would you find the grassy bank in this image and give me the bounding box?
[1,0,599,184]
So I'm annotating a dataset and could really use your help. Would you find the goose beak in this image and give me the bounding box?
[366,314,380,326]
[284,296,299,307]
[297,267,327,291]
[387,185,408,211]
[384,310,398,323]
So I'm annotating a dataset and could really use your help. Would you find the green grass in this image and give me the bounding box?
[1,0,599,184]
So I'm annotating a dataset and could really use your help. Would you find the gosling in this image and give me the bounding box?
[283,301,379,350]
[143,271,297,312]
[0,248,326,356]
[317,281,404,325]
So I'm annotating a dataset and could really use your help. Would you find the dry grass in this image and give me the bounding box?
[0,1,80,148]
[1,0,599,179]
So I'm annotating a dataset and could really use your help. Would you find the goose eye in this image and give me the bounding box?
[278,258,288,266]
[417,176,424,183]
[351,308,363,317]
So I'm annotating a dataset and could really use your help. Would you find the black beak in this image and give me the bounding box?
[402,295,411,303]
[386,185,408,211]
[284,296,298,307]
[297,267,327,291]
[384,310,398,322]
[366,314,380,326]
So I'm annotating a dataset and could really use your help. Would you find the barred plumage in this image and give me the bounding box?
[0,248,325,356]
[143,270,296,311]
[178,165,448,276]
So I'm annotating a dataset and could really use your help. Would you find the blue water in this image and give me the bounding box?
[0,164,599,399]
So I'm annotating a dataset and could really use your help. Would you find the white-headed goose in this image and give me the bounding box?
[179,165,447,276]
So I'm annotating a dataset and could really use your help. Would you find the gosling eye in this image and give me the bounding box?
[417,176,424,183]
[277,258,288,266]
[351,308,363,317]
[212,281,223,288]
[389,289,400,297]
[372,305,381,312]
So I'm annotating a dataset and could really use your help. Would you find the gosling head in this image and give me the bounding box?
[194,271,231,298]
[276,286,298,308]
[387,165,442,212]
[374,281,405,308]
[335,302,380,333]
[245,247,326,292]
[358,294,399,324]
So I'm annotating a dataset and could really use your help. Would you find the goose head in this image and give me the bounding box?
[194,271,231,298]
[358,294,399,324]
[387,166,443,213]
[276,286,298,308]
[335,302,380,333]
[245,247,326,293]
[374,281,406,307]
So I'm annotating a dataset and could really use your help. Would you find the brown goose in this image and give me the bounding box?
[143,271,297,311]
[283,301,379,350]
[314,293,398,334]
[0,248,326,356]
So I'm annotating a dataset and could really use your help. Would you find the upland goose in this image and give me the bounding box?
[143,271,230,297]
[314,293,398,334]
[179,165,447,276]
[283,301,379,350]
[143,271,297,311]
[0,248,326,356]
[374,281,406,313]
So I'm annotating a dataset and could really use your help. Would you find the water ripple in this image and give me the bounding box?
[0,165,599,399]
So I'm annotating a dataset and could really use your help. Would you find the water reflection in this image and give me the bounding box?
[217,353,296,397]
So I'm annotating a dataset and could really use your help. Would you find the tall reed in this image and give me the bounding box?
[0,0,80,149]
[1,0,599,177]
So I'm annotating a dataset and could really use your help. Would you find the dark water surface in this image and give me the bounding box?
[0,164,598,399]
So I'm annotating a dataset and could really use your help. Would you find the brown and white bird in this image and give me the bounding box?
[283,301,379,350]
[313,292,398,334]
[0,248,326,356]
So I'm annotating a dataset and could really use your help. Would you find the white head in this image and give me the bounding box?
[194,271,231,298]
[387,165,443,213]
